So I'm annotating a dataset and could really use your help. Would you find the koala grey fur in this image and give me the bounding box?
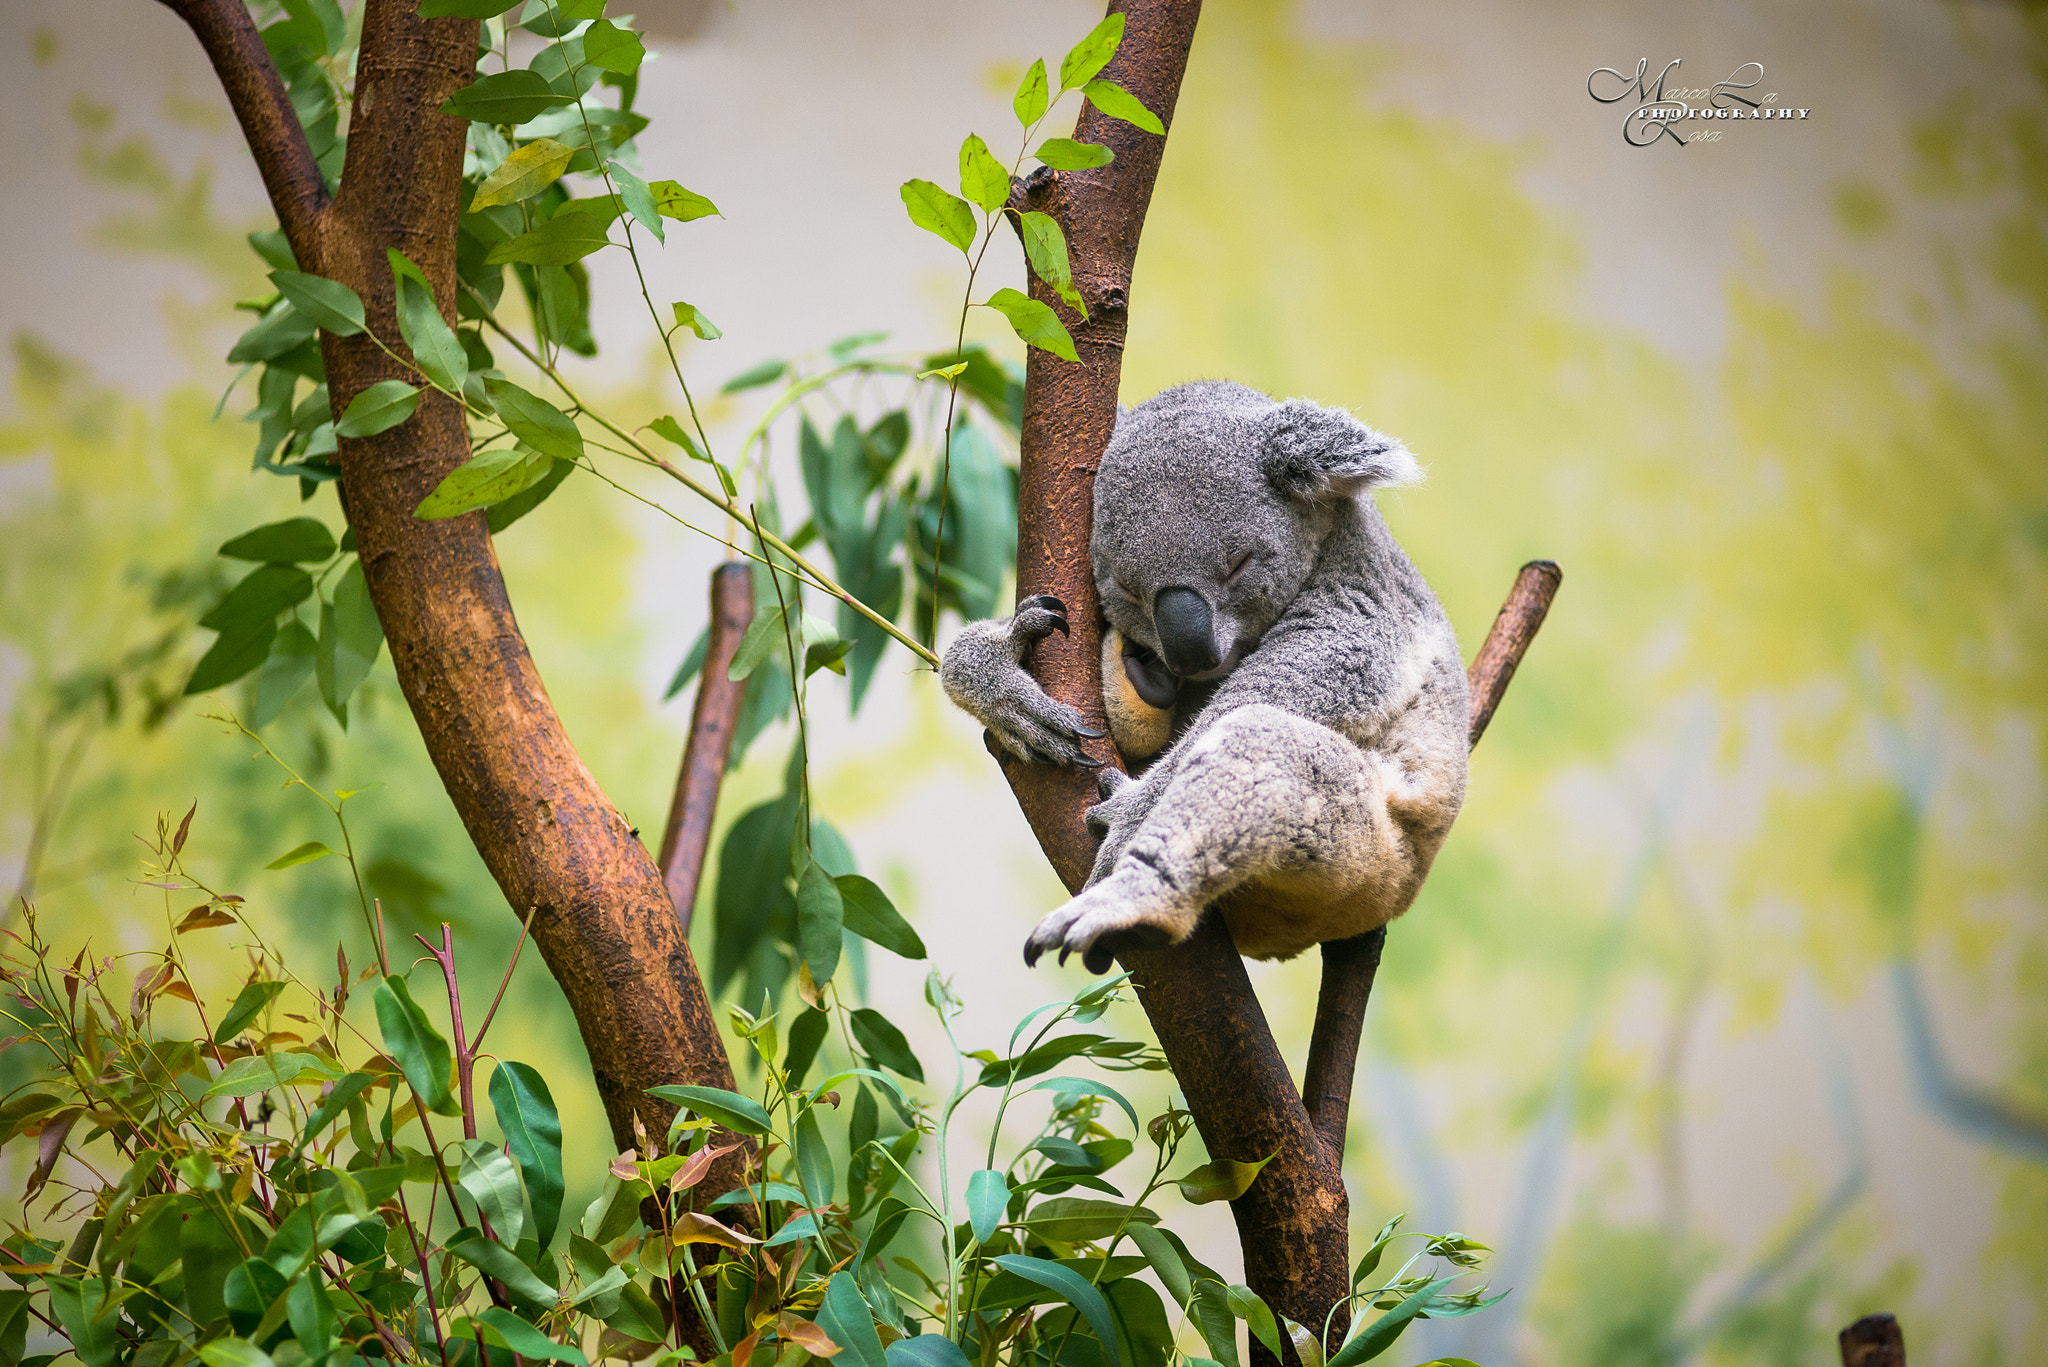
[939,380,1468,972]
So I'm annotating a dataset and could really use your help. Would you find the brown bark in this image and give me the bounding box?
[1468,560,1562,746]
[1840,1315,1905,1367]
[159,0,744,1233]
[658,563,755,931]
[997,2,1567,1351]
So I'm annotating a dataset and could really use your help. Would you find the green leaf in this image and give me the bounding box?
[671,301,720,340]
[206,1051,340,1098]
[264,604,339,710]
[796,858,844,986]
[722,358,786,393]
[269,270,366,337]
[187,618,278,694]
[1326,1276,1460,1367]
[248,229,297,271]
[441,70,571,126]
[388,256,468,394]
[981,287,1078,362]
[1013,57,1049,125]
[202,563,314,632]
[519,0,603,36]
[1059,13,1125,90]
[417,0,521,15]
[477,1307,588,1365]
[482,377,586,459]
[298,1071,375,1149]
[849,1008,923,1084]
[316,560,384,716]
[228,301,318,364]
[1083,79,1164,134]
[990,1256,1120,1361]
[966,1169,1008,1244]
[726,604,788,682]
[485,210,610,266]
[1025,1197,1157,1242]
[266,840,335,871]
[489,1061,564,1249]
[220,518,335,563]
[373,976,459,1116]
[488,451,576,533]
[645,1083,773,1136]
[606,161,663,242]
[196,1339,274,1367]
[581,19,644,74]
[214,980,288,1043]
[1019,211,1085,316]
[650,179,720,221]
[816,1273,886,1367]
[471,137,576,209]
[959,133,1010,214]
[899,178,975,253]
[1227,1286,1283,1360]
[335,380,422,438]
[223,1257,286,1336]
[416,446,557,518]
[1034,137,1115,170]
[455,1137,525,1247]
[443,1229,559,1308]
[794,1105,834,1207]
[783,1006,829,1087]
[836,875,925,959]
[887,1339,972,1367]
[1174,1153,1275,1205]
[1127,1224,1192,1306]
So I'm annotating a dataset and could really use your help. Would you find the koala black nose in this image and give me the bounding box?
[1153,587,1220,677]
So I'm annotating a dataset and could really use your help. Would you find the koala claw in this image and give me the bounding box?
[1009,598,1069,646]
[1023,885,1179,975]
[1073,723,1108,739]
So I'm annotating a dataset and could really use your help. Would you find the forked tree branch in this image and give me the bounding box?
[163,13,749,1334]
[996,1,1564,1352]
[154,0,330,261]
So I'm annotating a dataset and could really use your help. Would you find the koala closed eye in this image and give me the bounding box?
[1225,550,1254,583]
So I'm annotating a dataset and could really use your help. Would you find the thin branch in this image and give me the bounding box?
[154,0,329,259]
[657,563,755,931]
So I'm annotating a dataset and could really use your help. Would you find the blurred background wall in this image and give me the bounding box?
[2,1,2043,1363]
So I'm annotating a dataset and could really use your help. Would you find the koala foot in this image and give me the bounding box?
[1022,872,1187,974]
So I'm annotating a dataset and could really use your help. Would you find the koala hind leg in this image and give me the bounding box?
[1024,703,1410,971]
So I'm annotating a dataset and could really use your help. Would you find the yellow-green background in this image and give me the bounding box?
[2,1,2043,1363]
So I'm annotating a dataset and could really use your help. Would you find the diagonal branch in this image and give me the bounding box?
[658,563,756,932]
[154,0,329,260]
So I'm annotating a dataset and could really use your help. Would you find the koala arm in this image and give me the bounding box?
[939,595,1106,767]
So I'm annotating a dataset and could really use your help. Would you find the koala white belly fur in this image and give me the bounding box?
[939,381,1467,972]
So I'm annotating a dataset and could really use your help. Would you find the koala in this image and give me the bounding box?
[940,380,1468,972]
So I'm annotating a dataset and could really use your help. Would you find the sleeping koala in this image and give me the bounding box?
[940,380,1468,972]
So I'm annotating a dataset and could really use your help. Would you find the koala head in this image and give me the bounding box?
[1091,380,1420,689]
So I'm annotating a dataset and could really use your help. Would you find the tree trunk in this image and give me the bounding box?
[158,0,743,1203]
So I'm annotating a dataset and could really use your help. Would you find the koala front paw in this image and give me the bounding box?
[939,597,1107,770]
[1022,877,1184,975]
[1010,594,1070,645]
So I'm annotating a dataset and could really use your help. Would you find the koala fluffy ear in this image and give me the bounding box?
[1260,398,1422,502]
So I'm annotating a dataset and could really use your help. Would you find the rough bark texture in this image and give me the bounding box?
[997,1,1564,1346]
[658,563,755,931]
[158,0,746,1254]
[1468,560,1562,746]
[1840,1315,1906,1367]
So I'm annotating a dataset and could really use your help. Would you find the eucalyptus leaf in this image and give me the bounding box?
[1013,57,1049,125]
[581,20,645,75]
[441,70,571,126]
[796,857,844,986]
[899,178,975,253]
[1059,13,1125,90]
[982,287,1078,362]
[485,211,610,267]
[645,1084,773,1136]
[220,518,335,563]
[836,875,925,959]
[1034,137,1116,170]
[489,1061,564,1248]
[214,980,287,1044]
[959,133,1010,213]
[482,377,586,459]
[471,138,575,208]
[650,180,720,221]
[966,1169,1008,1244]
[373,976,459,1117]
[416,446,556,519]
[269,270,365,336]
[849,1008,923,1084]
[334,381,421,438]
[1084,78,1164,134]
